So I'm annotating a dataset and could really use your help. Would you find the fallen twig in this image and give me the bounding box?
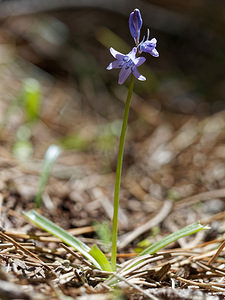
[119,200,173,249]
[175,189,225,209]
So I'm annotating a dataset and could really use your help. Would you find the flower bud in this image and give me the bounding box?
[129,8,142,44]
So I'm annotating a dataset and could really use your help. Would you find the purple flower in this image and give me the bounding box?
[140,31,159,57]
[129,9,142,45]
[106,9,159,85]
[106,47,146,85]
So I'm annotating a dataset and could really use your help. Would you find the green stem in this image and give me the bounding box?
[111,75,134,271]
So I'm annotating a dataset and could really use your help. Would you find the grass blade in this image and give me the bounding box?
[138,221,209,256]
[24,210,102,269]
[89,244,112,272]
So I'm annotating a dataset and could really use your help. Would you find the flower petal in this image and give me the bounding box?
[132,67,146,81]
[149,38,157,47]
[106,60,122,70]
[110,47,124,59]
[118,66,132,85]
[128,47,137,60]
[129,8,142,44]
[150,48,159,57]
[134,56,146,66]
[140,38,157,49]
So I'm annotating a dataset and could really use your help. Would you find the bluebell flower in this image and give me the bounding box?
[106,47,146,85]
[107,9,159,84]
[140,38,159,57]
[140,30,159,57]
[129,8,142,45]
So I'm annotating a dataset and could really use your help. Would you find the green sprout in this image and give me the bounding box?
[35,144,62,209]
[22,78,42,123]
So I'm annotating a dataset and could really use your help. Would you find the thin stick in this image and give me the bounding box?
[175,188,225,209]
[112,273,160,300]
[119,200,173,249]
[208,239,225,265]
[174,276,225,292]
[60,243,95,269]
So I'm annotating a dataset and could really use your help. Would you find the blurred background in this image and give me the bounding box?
[0,0,224,116]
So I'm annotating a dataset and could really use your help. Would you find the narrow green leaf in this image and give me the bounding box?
[108,221,211,283]
[138,222,209,256]
[89,244,112,272]
[24,210,101,269]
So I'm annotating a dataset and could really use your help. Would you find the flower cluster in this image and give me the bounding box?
[107,9,159,85]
